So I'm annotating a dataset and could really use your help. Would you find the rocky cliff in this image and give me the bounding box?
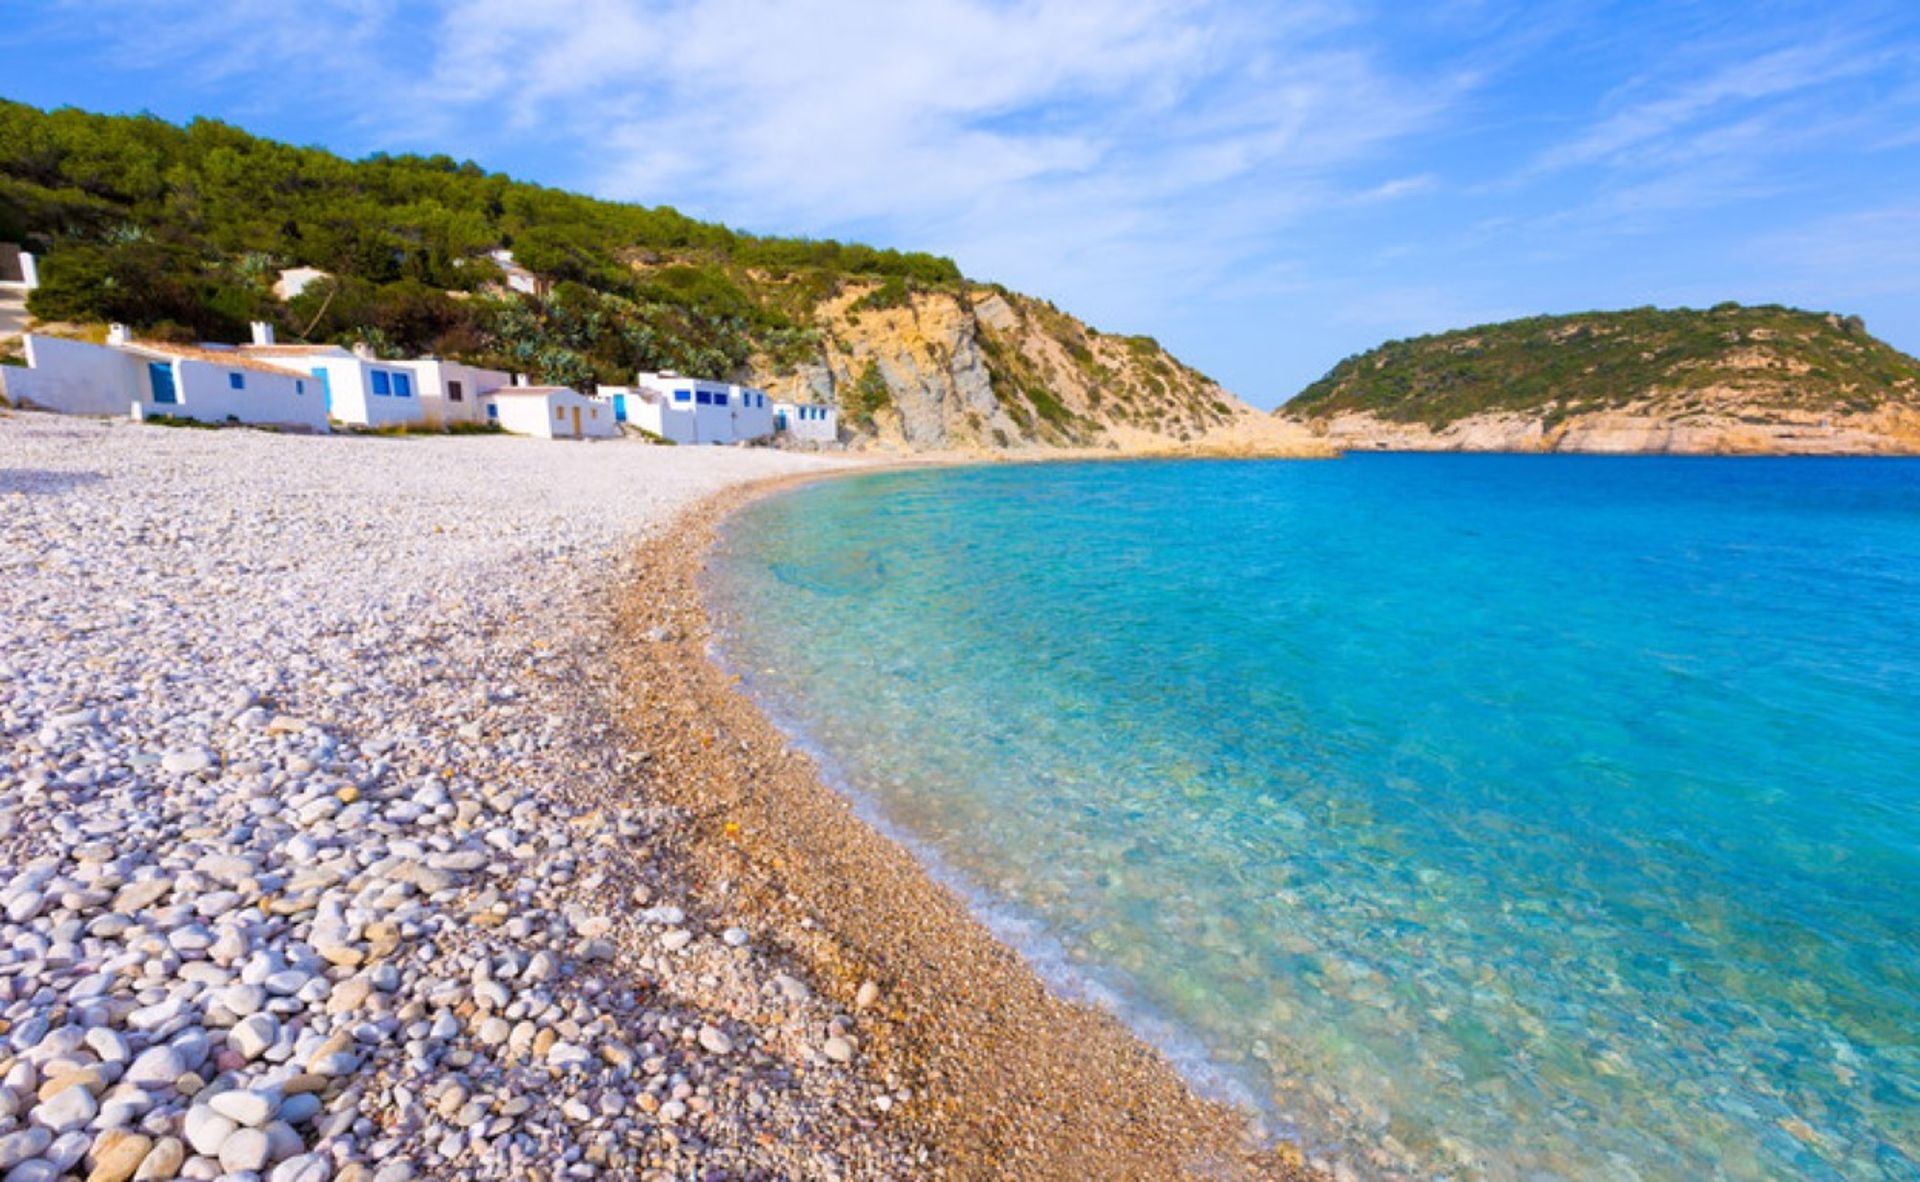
[1280,304,1920,455]
[743,275,1324,455]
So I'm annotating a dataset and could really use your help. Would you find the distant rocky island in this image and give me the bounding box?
[1278,304,1920,454]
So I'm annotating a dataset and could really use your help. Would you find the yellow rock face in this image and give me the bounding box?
[747,277,1324,456]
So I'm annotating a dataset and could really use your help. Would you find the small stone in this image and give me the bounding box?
[697,1026,734,1055]
[132,1136,185,1180]
[823,1036,856,1063]
[123,1046,187,1089]
[6,890,45,924]
[721,927,750,947]
[161,749,215,776]
[774,975,812,1003]
[660,929,692,952]
[268,1152,331,1182]
[229,1013,278,1061]
[113,880,174,913]
[38,1067,106,1103]
[32,1081,98,1133]
[208,1088,277,1127]
[182,1107,236,1156]
[326,977,372,1016]
[86,1129,152,1182]
[855,980,881,1009]
[218,1127,271,1174]
[0,1128,52,1170]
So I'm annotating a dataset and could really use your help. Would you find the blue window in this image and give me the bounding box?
[393,373,412,398]
[371,371,391,396]
[715,392,729,407]
[228,372,245,390]
[296,380,305,395]
[674,389,691,403]
[696,390,712,405]
[487,403,499,419]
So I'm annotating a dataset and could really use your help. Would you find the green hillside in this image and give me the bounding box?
[1283,305,1920,429]
[0,98,958,385]
[0,99,1271,450]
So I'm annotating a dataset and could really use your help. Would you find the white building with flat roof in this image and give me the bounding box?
[6,326,328,432]
[609,371,774,444]
[228,325,511,429]
[483,384,618,439]
[774,400,838,444]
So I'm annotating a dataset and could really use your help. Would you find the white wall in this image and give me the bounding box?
[402,359,510,427]
[775,400,839,443]
[300,356,426,428]
[631,373,775,444]
[731,388,775,441]
[164,359,329,432]
[486,389,618,440]
[8,335,147,415]
[606,387,697,443]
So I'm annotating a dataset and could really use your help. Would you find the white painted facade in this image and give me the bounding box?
[240,344,431,429]
[618,371,776,444]
[600,385,692,444]
[8,334,150,416]
[483,386,619,440]
[774,400,839,444]
[7,331,328,432]
[398,358,512,427]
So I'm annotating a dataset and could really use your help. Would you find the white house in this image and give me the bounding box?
[608,371,775,444]
[223,325,429,429]
[397,356,513,428]
[6,327,328,431]
[226,324,511,428]
[488,249,549,298]
[600,384,693,443]
[483,384,618,440]
[774,400,839,444]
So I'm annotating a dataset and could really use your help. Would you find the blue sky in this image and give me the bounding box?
[5,0,1920,408]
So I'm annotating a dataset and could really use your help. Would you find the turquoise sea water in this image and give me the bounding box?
[705,456,1920,1181]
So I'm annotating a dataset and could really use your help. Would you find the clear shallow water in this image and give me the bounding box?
[706,456,1920,1181]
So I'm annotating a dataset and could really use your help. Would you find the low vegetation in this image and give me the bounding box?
[1284,304,1920,428]
[1,99,956,387]
[2,99,1257,450]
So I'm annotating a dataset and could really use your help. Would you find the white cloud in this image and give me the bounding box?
[1533,37,1884,174]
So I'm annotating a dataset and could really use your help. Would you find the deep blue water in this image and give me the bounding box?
[706,456,1920,1181]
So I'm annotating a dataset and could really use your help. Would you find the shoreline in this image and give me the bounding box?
[604,467,1316,1180]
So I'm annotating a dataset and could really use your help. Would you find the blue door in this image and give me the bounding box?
[147,362,177,404]
[613,394,627,423]
[310,367,332,411]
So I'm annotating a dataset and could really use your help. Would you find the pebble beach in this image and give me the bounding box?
[0,411,1302,1181]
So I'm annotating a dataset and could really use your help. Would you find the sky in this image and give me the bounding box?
[4,0,1920,408]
